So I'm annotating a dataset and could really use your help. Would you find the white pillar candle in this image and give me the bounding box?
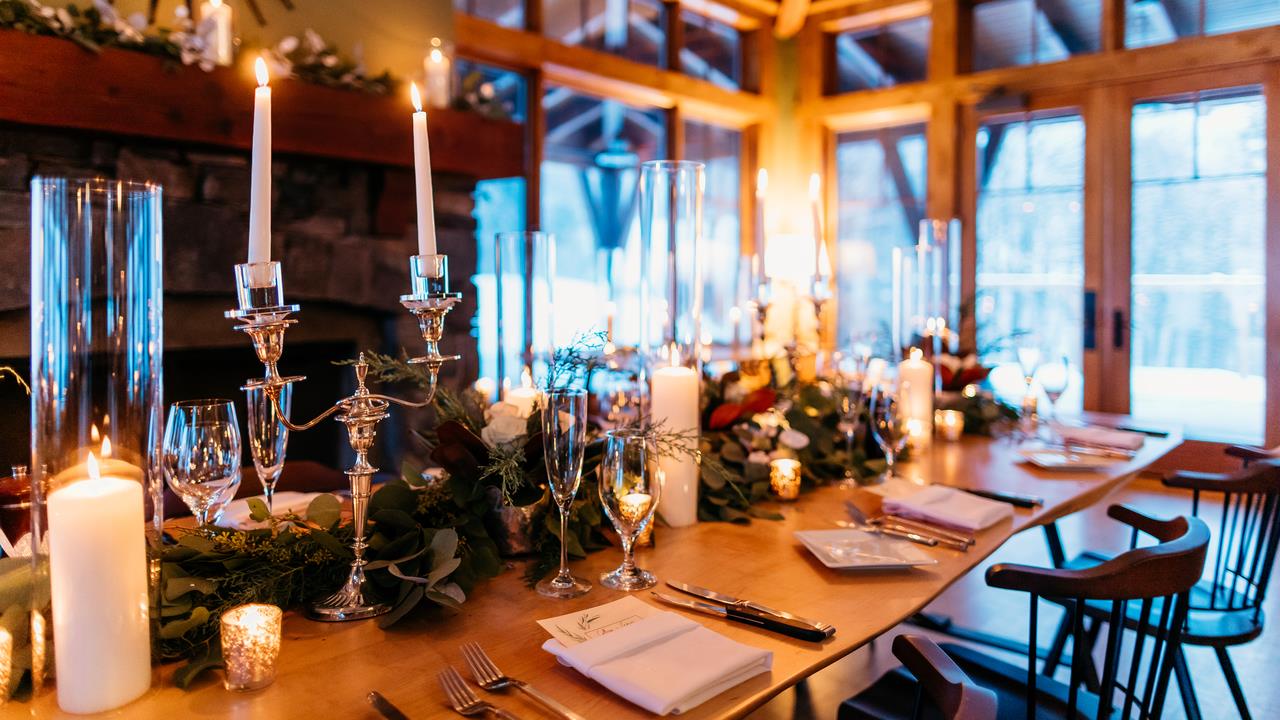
[424,42,452,109]
[48,453,150,714]
[409,83,438,257]
[248,57,272,267]
[505,387,539,419]
[199,0,233,66]
[651,364,699,527]
[898,348,934,448]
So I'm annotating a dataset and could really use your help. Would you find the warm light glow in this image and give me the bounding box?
[756,168,768,197]
[410,82,423,113]
[667,342,681,367]
[429,48,445,64]
[817,239,832,279]
[101,435,113,458]
[211,0,223,7]
[909,347,924,361]
[520,366,533,389]
[87,452,101,482]
[808,172,821,200]
[90,423,100,443]
[254,56,269,87]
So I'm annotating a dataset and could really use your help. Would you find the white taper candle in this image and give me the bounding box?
[248,57,272,266]
[410,83,438,257]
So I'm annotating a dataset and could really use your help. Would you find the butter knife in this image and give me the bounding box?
[666,581,836,637]
[650,592,830,642]
[368,691,410,720]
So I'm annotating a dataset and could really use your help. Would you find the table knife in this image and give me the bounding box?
[368,691,410,720]
[650,592,830,642]
[845,502,940,548]
[958,487,1044,509]
[666,581,836,637]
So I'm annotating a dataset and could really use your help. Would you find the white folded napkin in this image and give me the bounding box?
[215,491,324,530]
[542,612,772,715]
[1057,424,1145,452]
[882,485,1012,532]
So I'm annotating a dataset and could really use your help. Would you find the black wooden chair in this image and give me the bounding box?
[842,505,1209,720]
[888,635,998,720]
[1045,458,1280,719]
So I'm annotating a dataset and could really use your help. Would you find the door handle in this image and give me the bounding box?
[1112,309,1125,349]
[1083,291,1097,350]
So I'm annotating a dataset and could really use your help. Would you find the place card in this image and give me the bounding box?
[537,596,659,647]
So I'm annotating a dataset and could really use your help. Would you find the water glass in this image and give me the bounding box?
[536,388,592,599]
[870,383,908,481]
[599,428,662,591]
[163,399,242,526]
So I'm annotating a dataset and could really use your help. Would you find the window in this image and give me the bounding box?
[681,10,743,89]
[541,85,666,347]
[542,0,666,67]
[455,60,528,122]
[834,124,927,354]
[1127,0,1280,48]
[829,16,931,93]
[453,0,524,29]
[683,120,742,343]
[975,112,1086,412]
[1129,87,1266,443]
[972,0,1101,71]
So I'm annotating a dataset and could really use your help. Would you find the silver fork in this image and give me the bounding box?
[460,642,587,720]
[438,665,523,719]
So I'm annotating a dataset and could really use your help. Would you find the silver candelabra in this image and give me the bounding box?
[226,254,461,621]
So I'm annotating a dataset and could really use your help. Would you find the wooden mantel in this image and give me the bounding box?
[0,30,524,180]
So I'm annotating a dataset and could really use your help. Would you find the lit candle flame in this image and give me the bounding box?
[87,452,101,482]
[255,56,269,87]
[667,342,680,367]
[756,168,768,196]
[520,366,533,389]
[909,347,924,361]
[101,435,113,458]
[429,47,445,64]
[410,82,423,113]
[90,423,100,443]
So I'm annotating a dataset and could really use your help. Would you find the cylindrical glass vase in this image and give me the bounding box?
[490,231,555,395]
[638,161,704,528]
[30,177,162,714]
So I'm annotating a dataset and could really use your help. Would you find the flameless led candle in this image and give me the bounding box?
[248,57,272,268]
[48,452,150,714]
[651,350,700,527]
[935,409,965,442]
[410,83,438,257]
[770,458,801,501]
[221,603,282,692]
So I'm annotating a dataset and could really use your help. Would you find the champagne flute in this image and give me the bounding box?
[245,382,291,513]
[835,350,870,488]
[1036,355,1071,425]
[536,388,592,599]
[870,383,908,481]
[598,428,662,591]
[162,399,242,526]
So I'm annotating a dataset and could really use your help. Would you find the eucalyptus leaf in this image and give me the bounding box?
[305,493,342,529]
[377,585,425,628]
[247,497,271,523]
[164,576,218,601]
[172,646,224,690]
[425,588,464,611]
[159,607,210,640]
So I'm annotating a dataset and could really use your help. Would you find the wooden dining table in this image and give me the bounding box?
[23,420,1181,719]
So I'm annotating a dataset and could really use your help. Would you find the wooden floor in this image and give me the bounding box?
[750,474,1280,720]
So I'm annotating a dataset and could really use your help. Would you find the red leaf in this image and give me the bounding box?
[741,389,777,414]
[939,365,956,389]
[957,366,991,386]
[709,403,745,430]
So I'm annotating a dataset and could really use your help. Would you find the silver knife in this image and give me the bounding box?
[650,592,831,642]
[666,581,836,637]
[368,691,410,720]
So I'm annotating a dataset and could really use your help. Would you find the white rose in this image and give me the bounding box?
[485,401,523,423]
[481,414,527,447]
[746,451,771,466]
[779,428,810,450]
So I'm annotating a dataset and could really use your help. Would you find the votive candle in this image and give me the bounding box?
[221,603,282,692]
[770,458,801,501]
[935,410,965,442]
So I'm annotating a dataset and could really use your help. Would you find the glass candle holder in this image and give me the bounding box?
[935,409,965,442]
[221,604,282,692]
[491,232,555,394]
[770,459,802,501]
[409,253,450,297]
[234,261,284,311]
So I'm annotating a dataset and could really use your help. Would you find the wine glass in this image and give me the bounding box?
[1015,336,1043,397]
[536,388,592,599]
[870,382,909,481]
[835,351,870,488]
[1036,355,1071,425]
[163,399,242,526]
[245,382,291,513]
[598,428,662,591]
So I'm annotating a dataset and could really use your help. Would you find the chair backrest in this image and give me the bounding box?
[986,505,1209,720]
[892,634,998,720]
[1166,458,1280,618]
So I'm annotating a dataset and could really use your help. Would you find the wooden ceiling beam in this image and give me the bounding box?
[816,0,931,33]
[774,0,810,37]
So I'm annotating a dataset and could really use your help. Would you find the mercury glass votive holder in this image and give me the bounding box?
[234,261,285,311]
[770,459,802,501]
[221,604,282,692]
[935,410,965,442]
[410,253,450,296]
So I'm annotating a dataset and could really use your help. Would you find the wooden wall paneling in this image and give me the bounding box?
[1265,62,1279,447]
[1082,85,1111,412]
[1101,83,1131,415]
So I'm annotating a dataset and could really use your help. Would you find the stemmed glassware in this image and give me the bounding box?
[834,349,870,488]
[162,399,242,526]
[1015,336,1043,402]
[870,382,909,482]
[245,382,292,513]
[1036,354,1071,426]
[536,388,592,599]
[598,428,662,590]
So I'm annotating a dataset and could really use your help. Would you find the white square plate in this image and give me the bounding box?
[794,529,939,570]
[1018,448,1123,471]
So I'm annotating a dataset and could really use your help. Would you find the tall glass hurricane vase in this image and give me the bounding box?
[639,160,704,528]
[493,231,556,394]
[30,177,162,714]
[536,388,592,599]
